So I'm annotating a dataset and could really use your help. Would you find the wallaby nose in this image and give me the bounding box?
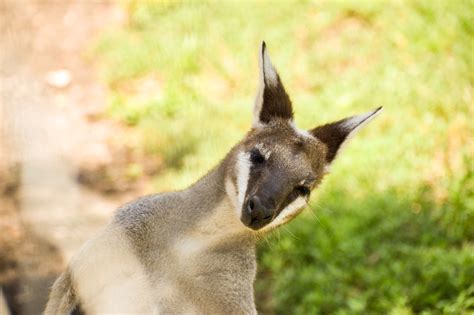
[243,196,274,229]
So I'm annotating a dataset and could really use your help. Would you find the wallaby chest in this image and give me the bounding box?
[113,194,258,313]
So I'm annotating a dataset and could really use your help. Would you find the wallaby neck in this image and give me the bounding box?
[182,157,254,244]
[186,160,228,203]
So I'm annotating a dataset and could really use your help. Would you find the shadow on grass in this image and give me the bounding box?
[256,168,474,314]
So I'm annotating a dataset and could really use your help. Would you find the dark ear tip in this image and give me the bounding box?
[261,41,266,52]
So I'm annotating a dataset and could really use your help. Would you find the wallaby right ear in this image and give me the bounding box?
[310,107,383,164]
[253,41,293,126]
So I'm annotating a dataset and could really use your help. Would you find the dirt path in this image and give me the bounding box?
[0,1,133,313]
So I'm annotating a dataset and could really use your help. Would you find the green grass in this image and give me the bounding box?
[91,0,474,313]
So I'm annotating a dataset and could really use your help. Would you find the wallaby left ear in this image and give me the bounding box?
[310,107,383,164]
[253,41,293,126]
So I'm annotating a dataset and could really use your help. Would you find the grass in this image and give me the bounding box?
[91,0,474,313]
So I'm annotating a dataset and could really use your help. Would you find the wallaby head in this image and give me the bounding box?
[224,42,382,232]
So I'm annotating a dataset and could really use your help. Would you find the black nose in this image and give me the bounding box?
[242,196,274,229]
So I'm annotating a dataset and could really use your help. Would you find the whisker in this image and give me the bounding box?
[283,225,299,241]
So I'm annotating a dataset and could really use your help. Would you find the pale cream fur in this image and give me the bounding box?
[70,227,157,314]
[260,196,307,233]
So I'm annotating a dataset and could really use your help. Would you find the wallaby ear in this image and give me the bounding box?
[253,41,293,126]
[310,107,383,164]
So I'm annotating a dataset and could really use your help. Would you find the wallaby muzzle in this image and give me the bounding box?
[242,195,276,230]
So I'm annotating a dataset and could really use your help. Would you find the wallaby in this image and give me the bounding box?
[45,42,382,314]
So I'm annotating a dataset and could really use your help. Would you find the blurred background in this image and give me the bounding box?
[0,0,473,314]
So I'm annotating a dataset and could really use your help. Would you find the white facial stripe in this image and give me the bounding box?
[225,178,239,213]
[260,196,307,232]
[236,152,251,212]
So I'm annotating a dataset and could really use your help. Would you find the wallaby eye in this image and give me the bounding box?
[296,185,310,196]
[250,148,265,164]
